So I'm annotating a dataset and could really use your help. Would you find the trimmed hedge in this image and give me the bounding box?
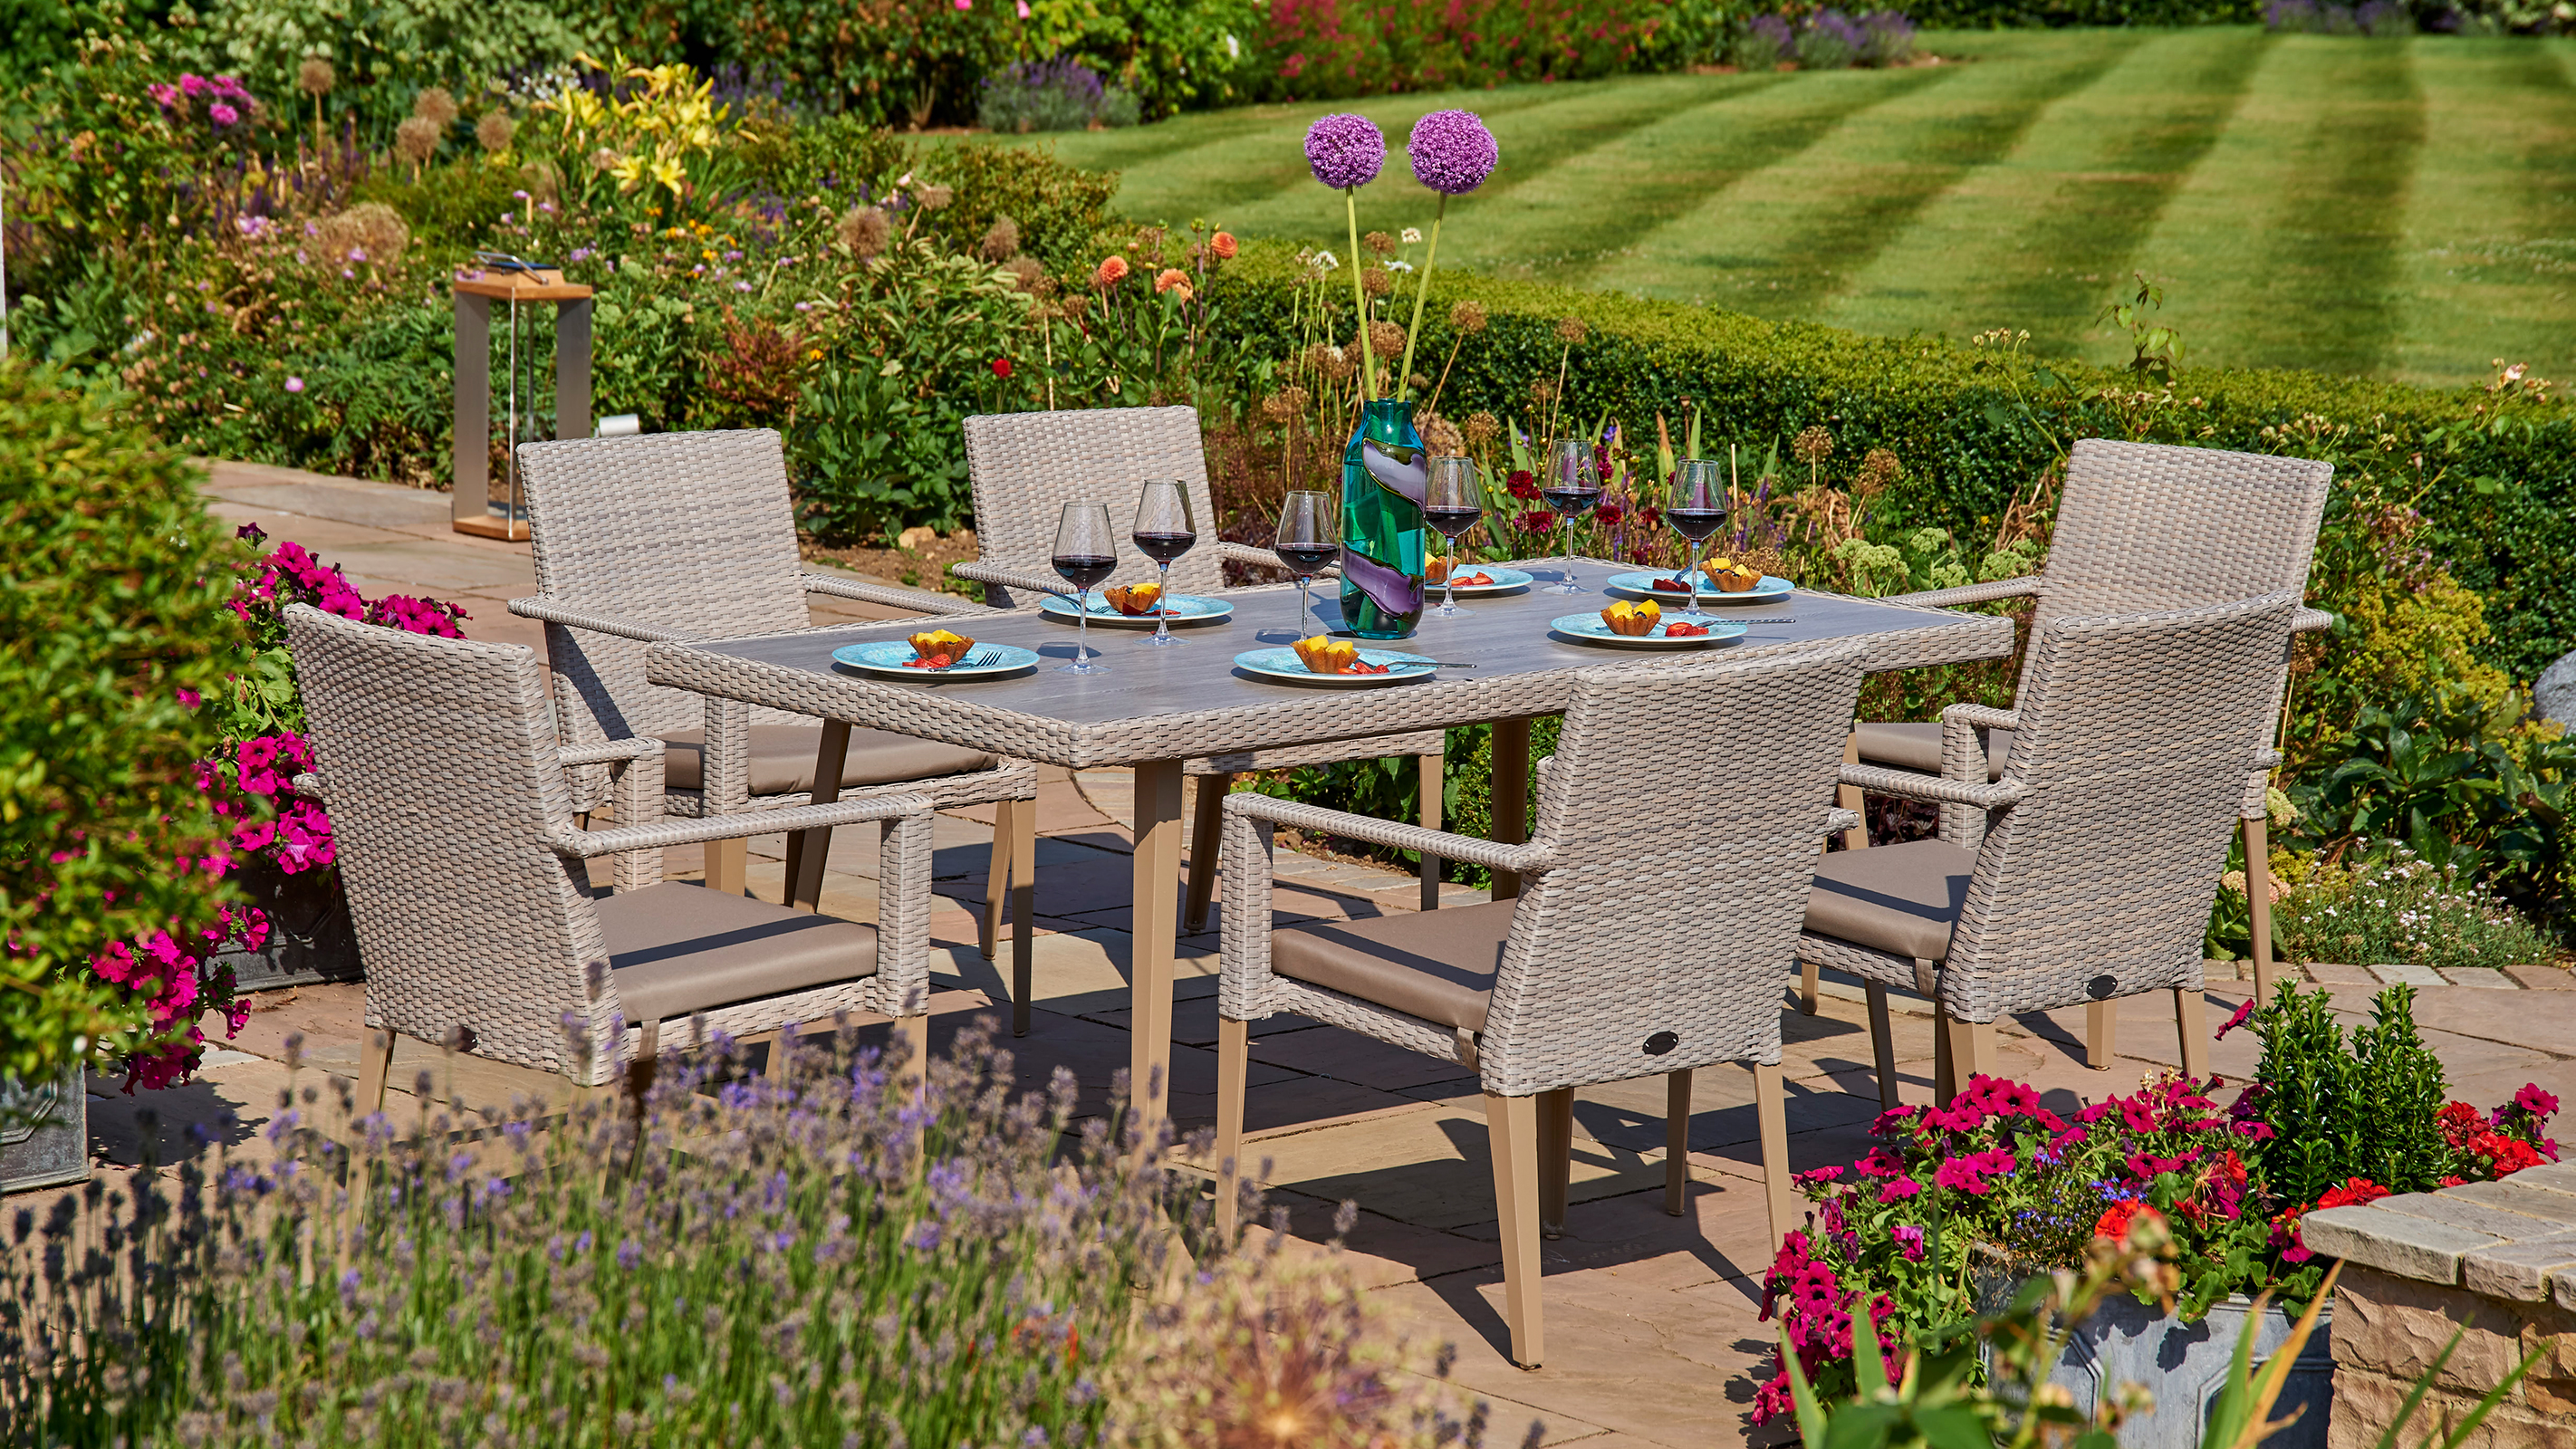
[1206,244,2575,683]
[1907,0,2261,24]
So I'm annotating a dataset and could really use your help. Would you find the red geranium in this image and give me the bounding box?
[992,356,1014,379]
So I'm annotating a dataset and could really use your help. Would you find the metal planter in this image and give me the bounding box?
[0,1067,89,1195]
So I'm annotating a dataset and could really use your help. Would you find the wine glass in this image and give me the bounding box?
[1668,459,1731,620]
[1272,490,1337,640]
[1542,438,1601,594]
[1131,479,1197,648]
[1051,501,1117,674]
[1424,457,1483,618]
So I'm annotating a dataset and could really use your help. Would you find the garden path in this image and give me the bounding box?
[56,463,2576,1445]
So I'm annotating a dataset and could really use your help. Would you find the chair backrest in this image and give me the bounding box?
[1478,641,1870,1097]
[2034,438,2331,637]
[517,429,814,746]
[1946,593,2299,1021]
[284,603,620,1080]
[961,406,1226,593]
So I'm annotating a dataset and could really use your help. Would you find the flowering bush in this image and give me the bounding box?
[1753,983,2560,1425]
[2239,842,2560,971]
[2,1022,1521,1446]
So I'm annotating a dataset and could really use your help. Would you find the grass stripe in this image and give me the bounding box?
[2115,35,2424,377]
[1813,28,2264,356]
[1588,29,2137,318]
[2386,37,2576,385]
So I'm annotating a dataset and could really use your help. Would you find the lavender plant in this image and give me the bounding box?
[2,1021,1188,1446]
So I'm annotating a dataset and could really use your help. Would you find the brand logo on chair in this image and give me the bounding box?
[1643,1031,1679,1056]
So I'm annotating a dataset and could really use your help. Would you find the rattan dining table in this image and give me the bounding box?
[644,558,2016,1135]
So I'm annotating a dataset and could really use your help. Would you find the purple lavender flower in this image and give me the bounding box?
[1303,112,1385,190]
[1407,110,1497,195]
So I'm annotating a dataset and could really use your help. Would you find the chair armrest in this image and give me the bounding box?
[1879,577,2043,610]
[1840,763,2027,811]
[1939,704,2020,733]
[508,598,695,644]
[1221,792,1556,875]
[545,792,936,859]
[290,772,327,801]
[1827,809,1861,836]
[1208,541,1340,579]
[803,571,989,617]
[560,738,664,767]
[2294,608,2335,634]
[951,561,1069,597]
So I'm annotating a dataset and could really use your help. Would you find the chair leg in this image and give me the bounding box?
[1947,1014,1995,1082]
[1932,1002,1956,1106]
[2175,987,2211,1080]
[891,1011,928,1166]
[1008,798,1036,1039]
[1839,731,1868,852]
[1183,773,1230,936]
[706,838,748,897]
[1754,1061,1795,1249]
[1418,750,1444,913]
[980,801,1014,962]
[1796,956,1821,1016]
[1485,1091,1544,1368]
[2244,814,2277,1006]
[1216,1017,1249,1243]
[1536,1087,1574,1239]
[357,1029,393,1116]
[1665,1070,1692,1217]
[2087,999,2118,1070]
[625,1017,661,1106]
[1862,984,1898,1111]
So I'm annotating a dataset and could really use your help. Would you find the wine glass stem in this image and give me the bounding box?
[1077,590,1092,667]
[1687,542,1704,615]
[1294,576,1312,637]
[1154,562,1173,645]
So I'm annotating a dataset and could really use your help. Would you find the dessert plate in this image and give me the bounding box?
[1040,592,1234,628]
[1549,614,1748,649]
[1604,571,1793,604]
[1234,647,1437,686]
[832,640,1042,678]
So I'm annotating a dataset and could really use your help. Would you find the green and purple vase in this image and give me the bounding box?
[1337,398,1427,638]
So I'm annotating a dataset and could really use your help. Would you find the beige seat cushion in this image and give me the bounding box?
[1271,899,1519,1032]
[658,724,995,796]
[599,883,876,1022]
[1851,720,2014,782]
[1804,840,1975,963]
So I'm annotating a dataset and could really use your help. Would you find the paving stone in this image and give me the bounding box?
[2505,963,2576,991]
[2302,962,2380,985]
[2446,1178,2576,1225]
[2301,1204,2500,1283]
[2463,1236,2576,1300]
[2511,1162,2576,1195]
[2368,961,2449,987]
[2442,967,2520,988]
[2372,1191,2572,1243]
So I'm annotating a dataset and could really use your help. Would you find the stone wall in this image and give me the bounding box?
[2303,1163,2576,1449]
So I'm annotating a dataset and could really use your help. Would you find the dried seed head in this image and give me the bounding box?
[297,56,334,96]
[1855,446,1901,493]
[412,87,459,129]
[1420,415,1464,456]
[916,183,953,211]
[978,215,1020,262]
[1132,225,1166,258]
[1316,345,1356,382]
[475,110,515,153]
[1793,425,1835,465]
[839,206,890,258]
[315,202,409,265]
[1366,320,1405,358]
[1360,266,1393,298]
[1554,315,1588,346]
[1363,230,1395,255]
[1003,255,1044,291]
[518,159,559,205]
[1465,411,1501,446]
[1449,299,1488,333]
[394,116,439,167]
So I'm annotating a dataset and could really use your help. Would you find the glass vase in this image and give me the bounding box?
[1336,398,1427,639]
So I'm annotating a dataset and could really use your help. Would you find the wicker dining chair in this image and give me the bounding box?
[1212,641,1871,1368]
[1802,593,2301,1111]
[957,405,1450,930]
[1829,439,2333,1041]
[507,430,1044,1032]
[283,604,938,1100]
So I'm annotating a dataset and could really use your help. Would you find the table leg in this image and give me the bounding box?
[790,722,851,912]
[1490,717,1531,901]
[1130,758,1185,1143]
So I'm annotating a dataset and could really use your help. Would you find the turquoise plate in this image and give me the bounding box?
[1549,613,1748,649]
[1427,565,1535,597]
[831,639,1042,679]
[1040,591,1235,628]
[1234,647,1437,687]
[1603,570,1793,604]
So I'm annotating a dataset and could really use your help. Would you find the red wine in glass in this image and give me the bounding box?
[1131,531,1197,565]
[1052,501,1118,673]
[1130,480,1197,647]
[1424,507,1482,535]
[1052,554,1118,590]
[1668,507,1726,542]
[1274,543,1337,575]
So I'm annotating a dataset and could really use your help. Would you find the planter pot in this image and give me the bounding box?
[214,860,363,993]
[1977,1268,2332,1448]
[0,1067,89,1195]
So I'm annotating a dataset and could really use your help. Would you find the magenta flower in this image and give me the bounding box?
[285,376,304,393]
[208,101,240,126]
[1303,112,1385,190]
[2516,1084,2560,1118]
[1877,1176,1921,1204]
[1891,1223,1927,1262]
[2216,997,2256,1039]
[1407,109,1498,195]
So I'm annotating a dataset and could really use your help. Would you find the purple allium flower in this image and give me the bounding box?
[1407,110,1497,195]
[1303,112,1385,190]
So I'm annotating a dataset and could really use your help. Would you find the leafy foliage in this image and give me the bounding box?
[0,364,245,1086]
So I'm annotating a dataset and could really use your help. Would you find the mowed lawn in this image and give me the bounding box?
[975,29,2576,387]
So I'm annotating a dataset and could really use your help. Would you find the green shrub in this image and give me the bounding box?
[2247,982,2453,1209]
[0,363,245,1086]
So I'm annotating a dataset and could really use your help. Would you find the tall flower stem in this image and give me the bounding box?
[1398,192,1447,401]
[1345,187,1376,398]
